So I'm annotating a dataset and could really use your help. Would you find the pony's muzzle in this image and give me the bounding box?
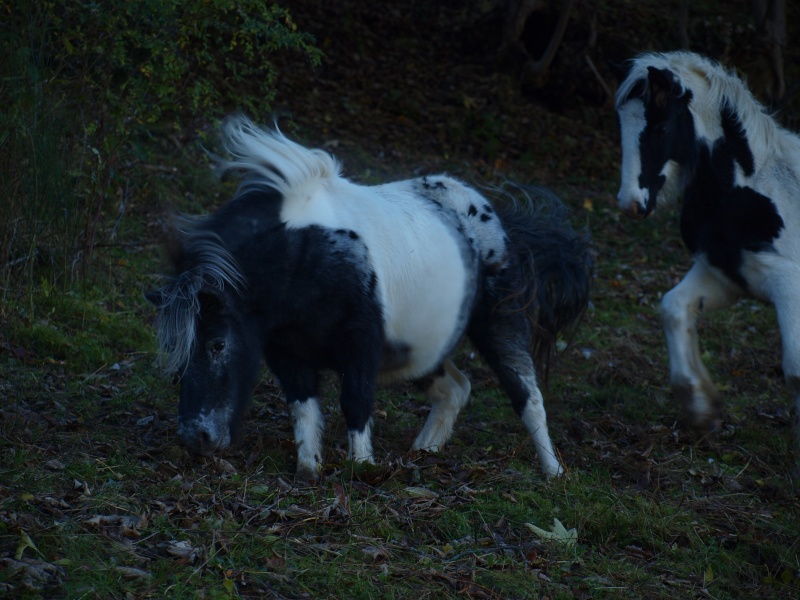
[177,416,231,456]
[617,192,651,220]
[182,431,220,456]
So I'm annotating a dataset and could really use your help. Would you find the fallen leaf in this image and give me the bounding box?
[0,557,63,589]
[703,564,714,586]
[163,540,201,563]
[524,518,577,547]
[363,546,389,561]
[15,531,41,560]
[404,486,438,499]
[115,566,152,579]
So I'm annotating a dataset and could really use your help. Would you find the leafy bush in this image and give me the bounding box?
[0,0,320,300]
[43,0,321,128]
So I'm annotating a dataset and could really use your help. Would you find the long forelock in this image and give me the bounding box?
[152,230,245,375]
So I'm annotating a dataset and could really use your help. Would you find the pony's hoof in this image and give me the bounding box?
[544,464,565,479]
[294,465,322,485]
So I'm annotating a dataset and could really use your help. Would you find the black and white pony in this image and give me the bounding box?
[147,116,592,478]
[614,50,800,463]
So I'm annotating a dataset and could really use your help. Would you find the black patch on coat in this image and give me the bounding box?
[679,106,783,291]
[181,188,386,435]
[636,68,696,215]
[681,149,784,290]
[422,176,446,190]
[720,104,755,177]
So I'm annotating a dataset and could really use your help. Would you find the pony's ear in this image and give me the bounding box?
[646,66,676,109]
[608,60,630,84]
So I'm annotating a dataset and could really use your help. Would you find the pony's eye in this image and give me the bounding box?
[208,340,226,355]
[653,123,668,136]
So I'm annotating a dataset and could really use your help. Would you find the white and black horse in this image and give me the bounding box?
[147,116,592,478]
[614,50,800,466]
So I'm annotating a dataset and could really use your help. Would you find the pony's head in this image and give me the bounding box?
[147,228,259,456]
[613,53,702,219]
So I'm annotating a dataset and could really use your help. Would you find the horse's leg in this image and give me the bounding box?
[661,260,741,429]
[339,356,381,465]
[470,317,563,478]
[762,260,800,475]
[289,396,325,479]
[268,360,325,479]
[412,359,471,453]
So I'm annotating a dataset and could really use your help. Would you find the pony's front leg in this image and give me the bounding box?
[661,260,740,429]
[412,359,471,453]
[339,362,380,465]
[289,397,325,479]
[269,359,326,480]
[762,260,800,475]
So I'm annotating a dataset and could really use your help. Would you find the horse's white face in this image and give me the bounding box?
[616,97,651,218]
[615,66,695,219]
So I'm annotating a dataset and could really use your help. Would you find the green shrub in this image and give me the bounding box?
[0,0,320,297]
[41,0,321,128]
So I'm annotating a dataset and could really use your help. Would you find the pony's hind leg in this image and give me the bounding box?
[470,321,563,478]
[412,359,471,453]
[661,260,741,429]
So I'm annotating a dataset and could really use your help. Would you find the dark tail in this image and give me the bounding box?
[495,184,594,382]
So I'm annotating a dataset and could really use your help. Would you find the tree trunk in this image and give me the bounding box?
[499,0,538,60]
[752,0,786,105]
[523,0,575,79]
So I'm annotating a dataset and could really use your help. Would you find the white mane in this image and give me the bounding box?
[616,51,799,162]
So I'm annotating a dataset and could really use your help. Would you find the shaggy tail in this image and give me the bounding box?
[497,184,594,382]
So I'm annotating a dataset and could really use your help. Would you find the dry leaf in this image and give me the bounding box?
[15,531,41,560]
[163,540,201,562]
[363,546,389,561]
[404,486,438,499]
[524,518,577,547]
[115,566,152,579]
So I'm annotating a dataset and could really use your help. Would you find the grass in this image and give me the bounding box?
[2,214,798,596]
[6,278,798,598]
[2,182,799,597]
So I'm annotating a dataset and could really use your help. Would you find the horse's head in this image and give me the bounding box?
[615,62,696,219]
[147,233,258,456]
